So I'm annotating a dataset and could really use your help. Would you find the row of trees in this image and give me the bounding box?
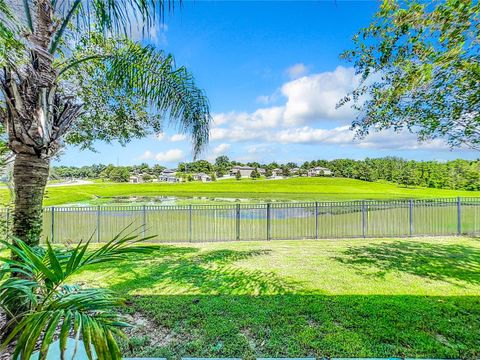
[302,158,480,190]
[52,156,480,190]
[53,163,166,180]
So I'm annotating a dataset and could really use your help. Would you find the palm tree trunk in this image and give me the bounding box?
[12,153,50,246]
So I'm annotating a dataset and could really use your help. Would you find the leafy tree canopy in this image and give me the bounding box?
[0,0,210,156]
[340,0,480,149]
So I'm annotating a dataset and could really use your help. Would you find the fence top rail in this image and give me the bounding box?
[24,196,480,212]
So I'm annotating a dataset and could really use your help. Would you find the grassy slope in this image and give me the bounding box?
[75,237,480,358]
[1,177,478,206]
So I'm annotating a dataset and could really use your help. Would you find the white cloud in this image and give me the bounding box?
[154,133,165,141]
[356,131,449,151]
[255,89,281,105]
[275,126,354,144]
[213,108,283,131]
[282,66,359,125]
[170,134,187,142]
[154,149,184,162]
[208,65,450,152]
[211,127,261,142]
[286,63,309,79]
[139,150,154,160]
[212,143,231,155]
[212,66,359,136]
[139,149,184,163]
[256,95,273,105]
[246,144,274,154]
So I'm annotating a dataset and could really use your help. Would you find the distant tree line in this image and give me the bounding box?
[52,163,166,182]
[301,157,480,191]
[52,156,480,191]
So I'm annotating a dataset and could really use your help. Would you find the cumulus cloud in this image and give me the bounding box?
[212,66,358,135]
[139,150,154,160]
[356,131,449,151]
[170,134,187,142]
[211,127,261,142]
[139,149,184,162]
[246,144,275,154]
[209,65,448,152]
[282,66,359,124]
[275,126,354,144]
[256,89,281,105]
[286,63,309,79]
[212,143,231,155]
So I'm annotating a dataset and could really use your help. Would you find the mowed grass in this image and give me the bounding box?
[74,237,480,358]
[0,177,478,206]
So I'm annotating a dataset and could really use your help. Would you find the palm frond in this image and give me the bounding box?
[0,230,159,359]
[21,0,33,32]
[59,39,211,157]
[0,0,25,68]
[106,43,211,156]
[50,0,177,54]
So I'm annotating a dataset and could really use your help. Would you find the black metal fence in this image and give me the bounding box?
[0,197,479,243]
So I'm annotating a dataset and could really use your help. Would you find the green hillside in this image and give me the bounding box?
[0,177,477,206]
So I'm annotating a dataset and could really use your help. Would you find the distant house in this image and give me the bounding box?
[161,169,176,176]
[158,169,180,182]
[307,167,333,177]
[291,168,300,174]
[193,173,212,182]
[230,166,265,178]
[159,175,180,183]
[272,168,283,177]
[129,175,143,183]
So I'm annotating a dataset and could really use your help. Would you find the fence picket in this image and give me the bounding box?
[9,197,477,244]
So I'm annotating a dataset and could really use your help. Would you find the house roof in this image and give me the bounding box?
[231,166,255,170]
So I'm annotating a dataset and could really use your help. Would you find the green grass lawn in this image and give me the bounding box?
[74,236,480,358]
[0,177,478,206]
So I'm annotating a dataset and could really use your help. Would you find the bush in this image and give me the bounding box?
[0,231,156,360]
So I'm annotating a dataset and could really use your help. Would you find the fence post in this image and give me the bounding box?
[236,204,240,241]
[315,202,319,239]
[266,203,271,241]
[51,206,55,243]
[457,197,462,235]
[142,205,147,239]
[361,201,367,238]
[189,205,192,242]
[409,200,413,237]
[96,206,100,243]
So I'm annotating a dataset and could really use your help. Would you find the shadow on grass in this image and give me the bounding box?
[122,294,480,359]
[334,240,480,285]
[82,245,297,295]
[77,243,480,358]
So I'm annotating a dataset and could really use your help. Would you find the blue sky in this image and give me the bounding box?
[57,1,478,167]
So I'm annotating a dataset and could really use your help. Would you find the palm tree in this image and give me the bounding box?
[0,0,211,246]
[0,230,159,359]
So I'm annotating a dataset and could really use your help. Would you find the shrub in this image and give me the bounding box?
[0,230,156,360]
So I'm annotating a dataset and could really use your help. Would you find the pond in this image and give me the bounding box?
[63,195,296,207]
